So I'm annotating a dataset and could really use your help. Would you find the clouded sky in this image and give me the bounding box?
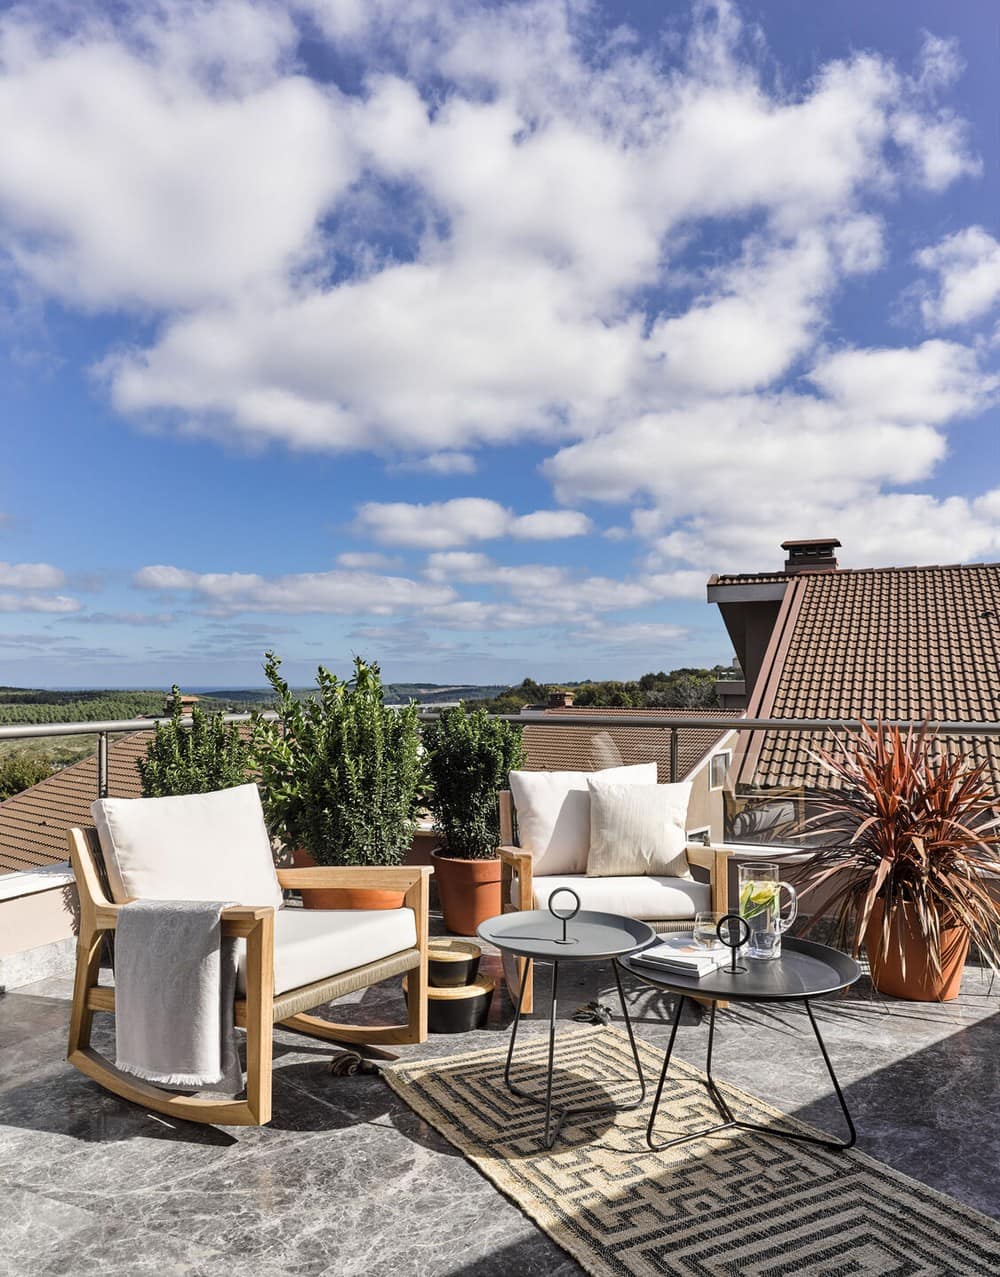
[2,0,999,687]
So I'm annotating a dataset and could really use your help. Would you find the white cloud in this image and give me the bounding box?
[0,592,80,613]
[335,551,399,569]
[0,4,353,310]
[0,0,978,463]
[0,561,66,589]
[916,227,1000,328]
[355,499,591,548]
[134,563,455,616]
[808,340,997,424]
[391,451,477,475]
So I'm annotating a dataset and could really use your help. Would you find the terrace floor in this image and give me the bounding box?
[1,923,998,1276]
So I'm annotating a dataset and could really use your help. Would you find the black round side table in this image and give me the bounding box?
[619,936,862,1152]
[478,908,656,1148]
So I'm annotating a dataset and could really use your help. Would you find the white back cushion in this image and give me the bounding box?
[92,783,283,909]
[508,763,657,875]
[586,781,692,877]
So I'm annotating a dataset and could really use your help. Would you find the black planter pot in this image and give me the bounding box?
[403,974,495,1034]
[428,939,482,988]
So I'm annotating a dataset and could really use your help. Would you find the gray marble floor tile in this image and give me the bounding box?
[0,1186,96,1274]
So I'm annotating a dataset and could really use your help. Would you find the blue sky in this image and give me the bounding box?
[1,0,999,688]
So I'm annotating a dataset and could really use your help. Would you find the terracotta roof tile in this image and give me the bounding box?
[522,708,742,782]
[741,563,1000,789]
[0,733,149,874]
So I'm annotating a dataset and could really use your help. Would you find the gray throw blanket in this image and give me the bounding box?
[115,899,241,1090]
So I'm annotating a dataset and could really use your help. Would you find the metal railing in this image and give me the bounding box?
[2,709,998,798]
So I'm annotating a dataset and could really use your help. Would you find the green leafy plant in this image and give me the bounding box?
[800,722,1000,977]
[137,687,253,797]
[252,652,422,867]
[0,751,52,800]
[423,704,523,860]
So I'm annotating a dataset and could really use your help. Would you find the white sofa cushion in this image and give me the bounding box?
[237,906,418,995]
[91,783,283,910]
[508,763,657,876]
[587,781,692,878]
[528,873,709,920]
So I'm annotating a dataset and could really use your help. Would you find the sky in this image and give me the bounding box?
[1,0,999,689]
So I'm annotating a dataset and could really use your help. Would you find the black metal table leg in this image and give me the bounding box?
[503,957,646,1149]
[647,996,856,1152]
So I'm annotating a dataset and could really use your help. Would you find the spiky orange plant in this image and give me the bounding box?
[799,722,1000,978]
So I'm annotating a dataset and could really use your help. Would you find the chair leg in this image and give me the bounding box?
[244,910,274,1125]
[67,931,102,1057]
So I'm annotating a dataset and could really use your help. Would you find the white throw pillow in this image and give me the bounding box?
[508,763,657,876]
[586,781,693,878]
[92,783,283,909]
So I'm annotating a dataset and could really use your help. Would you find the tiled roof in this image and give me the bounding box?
[522,708,742,783]
[740,563,1000,789]
[0,733,148,875]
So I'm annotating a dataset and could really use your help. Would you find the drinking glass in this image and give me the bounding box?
[693,911,725,949]
[738,862,797,959]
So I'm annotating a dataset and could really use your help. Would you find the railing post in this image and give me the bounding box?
[97,732,108,799]
[669,727,679,783]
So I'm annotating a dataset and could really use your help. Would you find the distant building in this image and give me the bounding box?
[519,706,742,844]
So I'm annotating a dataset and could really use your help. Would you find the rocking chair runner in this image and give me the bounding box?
[67,817,430,1128]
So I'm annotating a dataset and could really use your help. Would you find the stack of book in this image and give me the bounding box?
[631,935,729,980]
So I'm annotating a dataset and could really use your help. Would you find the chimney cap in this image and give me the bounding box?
[781,538,841,551]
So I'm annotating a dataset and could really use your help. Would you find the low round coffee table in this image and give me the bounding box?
[478,908,656,1148]
[620,936,862,1152]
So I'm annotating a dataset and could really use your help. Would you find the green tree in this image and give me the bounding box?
[137,688,253,797]
[423,706,523,859]
[253,652,423,867]
[0,752,52,801]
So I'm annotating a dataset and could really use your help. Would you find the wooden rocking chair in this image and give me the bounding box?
[67,810,429,1128]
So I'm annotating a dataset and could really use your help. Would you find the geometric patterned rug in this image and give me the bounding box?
[384,1025,1000,1277]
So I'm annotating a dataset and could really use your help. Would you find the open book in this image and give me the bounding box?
[631,934,729,979]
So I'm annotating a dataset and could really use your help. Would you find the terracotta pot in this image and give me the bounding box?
[290,848,405,911]
[431,849,502,936]
[865,899,970,1002]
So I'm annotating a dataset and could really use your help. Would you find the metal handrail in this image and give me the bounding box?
[3,709,999,741]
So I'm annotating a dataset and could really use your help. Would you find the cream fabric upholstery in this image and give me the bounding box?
[508,763,657,876]
[526,873,710,920]
[586,781,692,878]
[237,907,418,995]
[91,784,283,910]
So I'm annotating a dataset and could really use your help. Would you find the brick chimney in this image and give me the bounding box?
[781,538,840,575]
[548,689,575,708]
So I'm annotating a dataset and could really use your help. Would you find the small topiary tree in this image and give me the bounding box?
[252,652,423,867]
[137,687,253,797]
[423,704,523,859]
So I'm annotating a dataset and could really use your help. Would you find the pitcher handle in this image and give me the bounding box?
[776,881,798,933]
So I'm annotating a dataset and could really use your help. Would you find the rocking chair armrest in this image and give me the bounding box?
[275,865,433,892]
[498,845,532,871]
[93,902,275,940]
[498,845,533,912]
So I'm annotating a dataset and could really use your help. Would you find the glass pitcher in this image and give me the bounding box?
[738,862,797,959]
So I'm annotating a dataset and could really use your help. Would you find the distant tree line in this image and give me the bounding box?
[478,666,739,714]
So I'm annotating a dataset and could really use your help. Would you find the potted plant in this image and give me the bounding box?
[799,722,1000,1001]
[252,652,422,909]
[138,687,253,796]
[423,704,523,935]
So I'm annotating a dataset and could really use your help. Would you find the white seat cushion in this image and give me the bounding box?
[528,874,710,921]
[92,784,283,910]
[508,764,657,876]
[238,907,418,995]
